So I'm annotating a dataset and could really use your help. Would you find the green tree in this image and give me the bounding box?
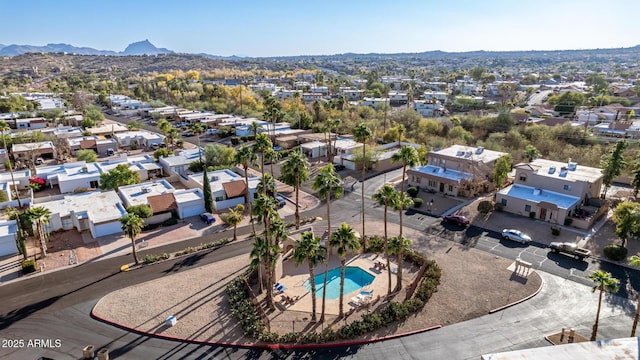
[120,213,144,265]
[312,164,343,322]
[253,133,272,192]
[203,143,236,168]
[127,120,143,131]
[389,191,413,291]
[202,168,213,213]
[26,206,51,258]
[325,118,341,163]
[601,140,628,197]
[524,144,539,162]
[0,121,21,207]
[264,147,280,177]
[373,184,396,295]
[257,173,277,196]
[493,155,512,188]
[279,151,310,229]
[293,231,325,322]
[250,235,268,293]
[628,253,640,336]
[76,149,97,163]
[252,193,279,309]
[165,128,179,150]
[389,234,412,292]
[248,121,262,139]
[588,271,619,341]
[190,123,207,163]
[6,208,27,260]
[226,204,244,241]
[235,145,257,233]
[329,222,360,318]
[612,201,640,247]
[632,161,640,198]
[353,122,372,244]
[391,146,420,195]
[83,105,104,126]
[126,204,152,218]
[100,163,140,191]
[153,148,172,161]
[157,118,172,135]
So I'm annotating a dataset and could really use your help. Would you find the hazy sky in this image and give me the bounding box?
[2,0,639,57]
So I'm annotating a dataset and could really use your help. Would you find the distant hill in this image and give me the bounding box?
[121,39,172,56]
[0,40,172,56]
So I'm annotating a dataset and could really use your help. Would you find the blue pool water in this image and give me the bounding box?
[305,266,374,299]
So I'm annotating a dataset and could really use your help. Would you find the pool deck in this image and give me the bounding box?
[275,253,415,315]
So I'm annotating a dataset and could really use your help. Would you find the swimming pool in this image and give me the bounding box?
[305,266,374,300]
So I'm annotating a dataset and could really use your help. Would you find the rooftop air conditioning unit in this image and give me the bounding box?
[142,187,150,193]
[475,146,484,155]
[80,167,88,173]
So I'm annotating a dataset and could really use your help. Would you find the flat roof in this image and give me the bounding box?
[57,163,101,182]
[410,165,473,182]
[39,190,127,224]
[12,141,54,152]
[86,123,128,134]
[516,158,602,183]
[498,184,580,209]
[173,188,204,203]
[118,180,175,207]
[0,220,18,237]
[482,337,639,359]
[0,169,30,182]
[431,145,506,164]
[189,169,259,193]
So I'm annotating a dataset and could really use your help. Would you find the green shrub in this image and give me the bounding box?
[127,204,153,218]
[413,198,424,208]
[162,217,178,226]
[551,226,560,236]
[604,244,628,261]
[22,259,37,274]
[494,203,504,212]
[230,136,240,145]
[142,253,170,264]
[478,200,494,214]
[226,277,265,338]
[367,236,384,253]
[142,223,160,231]
[407,186,419,198]
[529,212,536,219]
[564,218,573,226]
[414,260,442,302]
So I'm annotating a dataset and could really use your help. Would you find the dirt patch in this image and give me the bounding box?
[546,330,589,345]
[28,230,102,270]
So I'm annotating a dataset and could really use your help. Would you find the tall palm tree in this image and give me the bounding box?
[588,270,619,341]
[26,206,51,258]
[372,184,396,295]
[227,204,244,241]
[330,222,360,318]
[257,173,277,196]
[156,118,172,135]
[248,121,262,140]
[293,231,325,322]
[190,123,207,163]
[0,121,21,208]
[120,213,144,265]
[165,128,179,150]
[235,146,257,233]
[629,254,640,336]
[312,164,343,322]
[353,122,372,246]
[391,145,420,195]
[280,151,310,229]
[252,193,279,309]
[250,235,269,293]
[253,133,272,192]
[389,235,412,292]
[264,147,280,177]
[325,118,341,164]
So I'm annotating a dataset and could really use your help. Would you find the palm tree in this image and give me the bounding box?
[156,118,172,135]
[264,147,280,177]
[312,164,343,322]
[389,235,412,292]
[353,122,372,246]
[250,235,269,293]
[253,133,272,192]
[293,231,325,322]
[235,146,257,233]
[330,222,360,318]
[26,206,51,258]
[165,128,179,150]
[190,123,207,163]
[588,270,619,341]
[0,121,21,208]
[524,144,539,163]
[248,121,262,139]
[227,204,244,241]
[120,213,144,265]
[391,145,420,195]
[280,151,310,229]
[252,193,279,309]
[325,118,341,163]
[628,254,640,336]
[372,184,396,295]
[257,173,277,196]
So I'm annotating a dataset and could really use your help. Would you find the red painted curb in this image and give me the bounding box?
[488,272,544,314]
[91,306,442,349]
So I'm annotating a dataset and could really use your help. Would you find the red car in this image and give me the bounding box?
[443,214,470,226]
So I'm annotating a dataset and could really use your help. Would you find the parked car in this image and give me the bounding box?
[106,148,115,156]
[182,131,194,137]
[501,229,532,244]
[334,164,346,171]
[275,195,286,208]
[35,157,45,165]
[442,214,470,226]
[200,212,216,224]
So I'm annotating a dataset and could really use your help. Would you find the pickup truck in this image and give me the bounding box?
[549,242,591,260]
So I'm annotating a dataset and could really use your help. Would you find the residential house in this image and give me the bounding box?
[301,141,328,159]
[0,169,33,209]
[67,136,118,155]
[12,141,56,161]
[388,91,408,105]
[15,117,47,130]
[407,145,507,197]
[423,91,448,103]
[331,138,363,166]
[0,220,18,257]
[159,148,202,179]
[359,97,389,108]
[39,190,127,238]
[495,158,604,228]
[185,169,259,211]
[340,88,365,101]
[113,131,164,149]
[275,90,303,100]
[414,100,445,117]
[85,123,128,136]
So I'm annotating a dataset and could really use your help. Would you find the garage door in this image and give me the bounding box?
[180,204,205,219]
[0,238,19,257]
[92,221,124,238]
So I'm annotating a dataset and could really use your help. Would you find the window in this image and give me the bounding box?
[440,159,446,165]
[448,185,453,191]
[501,199,507,206]
[519,176,527,182]
[525,204,531,212]
[90,180,99,188]
[428,180,437,187]
[215,196,224,202]
[563,185,571,191]
[416,177,421,184]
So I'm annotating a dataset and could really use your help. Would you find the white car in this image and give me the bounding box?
[501,229,532,244]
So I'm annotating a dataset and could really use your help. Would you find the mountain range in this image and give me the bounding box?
[0,39,173,56]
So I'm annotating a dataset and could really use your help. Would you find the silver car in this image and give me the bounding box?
[501,229,532,244]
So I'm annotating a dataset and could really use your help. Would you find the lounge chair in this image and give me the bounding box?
[274,283,287,293]
[349,293,372,307]
[360,289,374,296]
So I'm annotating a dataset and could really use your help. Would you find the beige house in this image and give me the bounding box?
[495,159,604,228]
[407,145,507,197]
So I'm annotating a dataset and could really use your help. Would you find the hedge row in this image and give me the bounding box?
[141,238,231,264]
